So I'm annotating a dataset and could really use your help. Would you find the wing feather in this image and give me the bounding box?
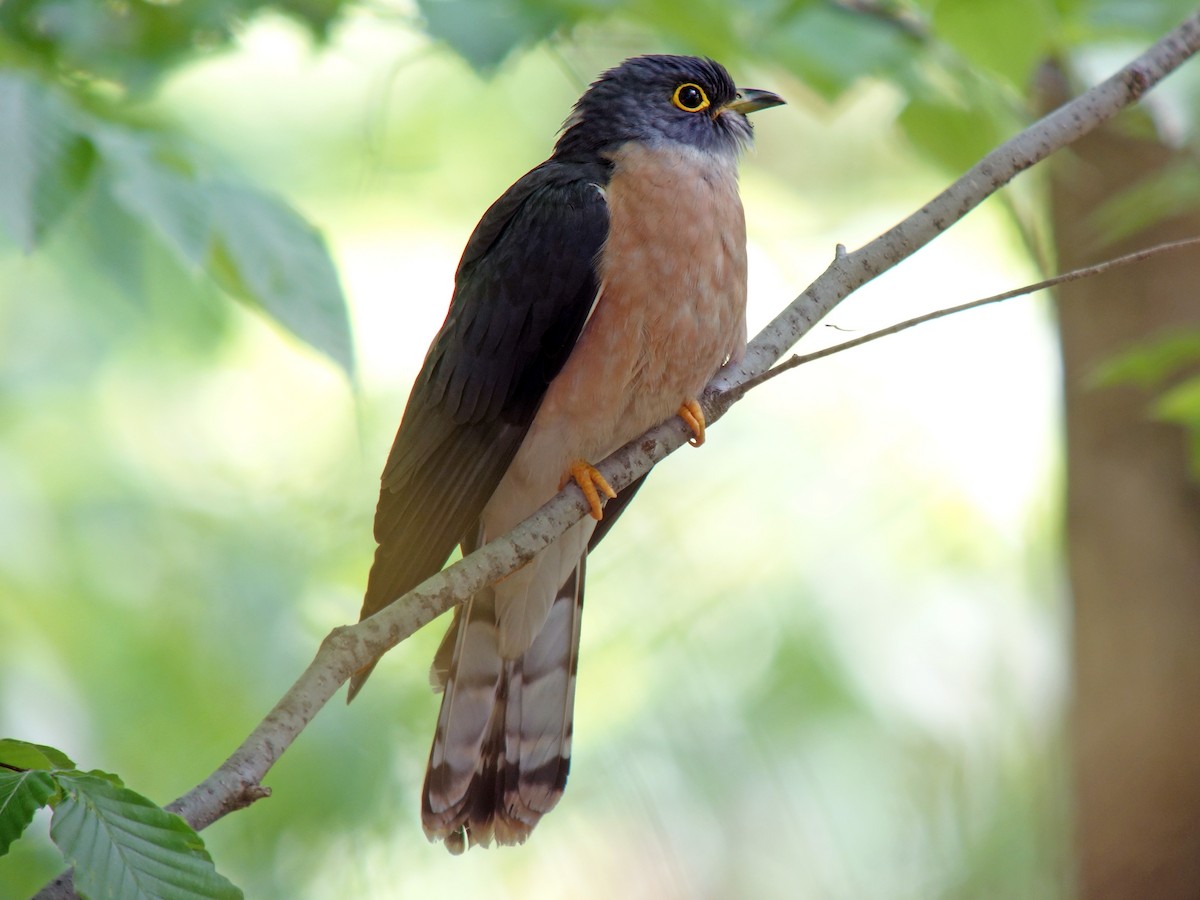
[351,160,610,696]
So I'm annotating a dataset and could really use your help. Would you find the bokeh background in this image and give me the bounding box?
[3,2,1199,897]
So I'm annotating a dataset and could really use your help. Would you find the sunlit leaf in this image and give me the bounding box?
[932,0,1057,87]
[1092,330,1200,389]
[96,126,213,268]
[0,770,58,857]
[0,739,76,772]
[416,0,561,71]
[206,184,355,376]
[91,124,356,376]
[50,773,242,900]
[762,3,921,100]
[0,73,97,251]
[899,92,1011,174]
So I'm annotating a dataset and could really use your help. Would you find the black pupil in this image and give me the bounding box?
[679,85,703,109]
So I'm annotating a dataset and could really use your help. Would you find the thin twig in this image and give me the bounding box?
[727,234,1200,399]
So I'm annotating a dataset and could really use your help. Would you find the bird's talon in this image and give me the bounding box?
[678,399,706,447]
[565,460,616,520]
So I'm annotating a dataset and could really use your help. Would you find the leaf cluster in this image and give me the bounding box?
[1,739,242,899]
[0,69,355,375]
[0,0,349,94]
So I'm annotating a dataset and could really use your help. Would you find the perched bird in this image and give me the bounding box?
[351,54,783,853]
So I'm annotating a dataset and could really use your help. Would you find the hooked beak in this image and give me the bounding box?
[724,88,785,115]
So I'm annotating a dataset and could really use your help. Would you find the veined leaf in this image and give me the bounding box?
[206,184,355,376]
[50,773,242,900]
[0,770,58,856]
[0,73,97,251]
[93,125,356,376]
[0,738,76,771]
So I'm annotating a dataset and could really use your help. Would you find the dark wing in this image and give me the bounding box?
[355,160,610,643]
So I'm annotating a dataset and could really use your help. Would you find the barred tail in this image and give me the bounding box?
[422,562,584,853]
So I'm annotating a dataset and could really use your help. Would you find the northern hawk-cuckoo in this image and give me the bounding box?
[351,54,783,853]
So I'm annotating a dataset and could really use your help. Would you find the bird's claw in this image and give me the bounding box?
[564,460,616,520]
[678,399,706,447]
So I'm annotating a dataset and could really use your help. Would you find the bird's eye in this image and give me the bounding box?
[671,83,710,113]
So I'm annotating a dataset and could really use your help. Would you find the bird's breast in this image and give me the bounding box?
[546,142,748,449]
[485,142,748,538]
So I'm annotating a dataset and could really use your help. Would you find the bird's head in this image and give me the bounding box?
[554,55,784,163]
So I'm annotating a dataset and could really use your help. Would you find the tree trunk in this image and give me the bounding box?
[1043,64,1200,899]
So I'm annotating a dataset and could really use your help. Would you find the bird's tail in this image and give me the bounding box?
[422,562,584,853]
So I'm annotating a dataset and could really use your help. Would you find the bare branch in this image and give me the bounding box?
[35,11,1200,899]
[731,234,1200,398]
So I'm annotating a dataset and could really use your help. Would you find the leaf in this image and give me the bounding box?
[415,0,560,72]
[932,0,1057,87]
[1087,162,1200,248]
[1153,375,1200,481]
[762,3,920,101]
[92,124,356,375]
[898,91,1012,174]
[206,184,355,376]
[1153,374,1200,428]
[0,770,58,856]
[0,73,97,251]
[1092,331,1200,389]
[95,125,213,268]
[0,738,76,771]
[50,773,242,900]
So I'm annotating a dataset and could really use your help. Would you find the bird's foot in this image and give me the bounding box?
[678,399,706,447]
[562,460,616,520]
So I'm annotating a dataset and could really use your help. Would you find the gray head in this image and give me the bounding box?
[553,55,784,163]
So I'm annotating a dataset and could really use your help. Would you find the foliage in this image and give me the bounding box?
[1094,330,1200,476]
[0,739,241,898]
[0,2,356,375]
[0,0,348,93]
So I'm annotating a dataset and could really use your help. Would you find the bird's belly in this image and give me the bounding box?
[485,142,749,537]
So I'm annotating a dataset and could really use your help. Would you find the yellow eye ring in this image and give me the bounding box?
[671,82,710,113]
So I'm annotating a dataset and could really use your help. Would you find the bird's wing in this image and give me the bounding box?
[357,160,611,633]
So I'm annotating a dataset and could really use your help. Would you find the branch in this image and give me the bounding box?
[731,234,1200,398]
[33,10,1200,898]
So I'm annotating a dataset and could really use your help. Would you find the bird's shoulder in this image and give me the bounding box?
[457,158,612,273]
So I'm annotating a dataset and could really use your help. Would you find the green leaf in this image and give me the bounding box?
[0,739,76,771]
[206,184,355,376]
[898,91,1011,174]
[1153,374,1200,428]
[0,770,58,856]
[0,73,97,251]
[1153,375,1200,481]
[762,3,920,101]
[92,124,356,376]
[96,126,213,268]
[932,0,1057,87]
[1092,331,1200,389]
[415,0,561,72]
[1087,161,1200,248]
[50,773,242,900]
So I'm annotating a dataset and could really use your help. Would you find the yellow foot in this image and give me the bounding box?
[678,399,706,447]
[562,460,616,520]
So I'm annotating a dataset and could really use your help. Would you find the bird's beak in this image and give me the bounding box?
[724,88,785,115]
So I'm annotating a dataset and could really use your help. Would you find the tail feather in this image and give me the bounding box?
[422,561,584,852]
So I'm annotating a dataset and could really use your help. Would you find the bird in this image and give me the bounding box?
[350,54,783,853]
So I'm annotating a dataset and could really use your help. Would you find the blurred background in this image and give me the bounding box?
[2,1,1199,897]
